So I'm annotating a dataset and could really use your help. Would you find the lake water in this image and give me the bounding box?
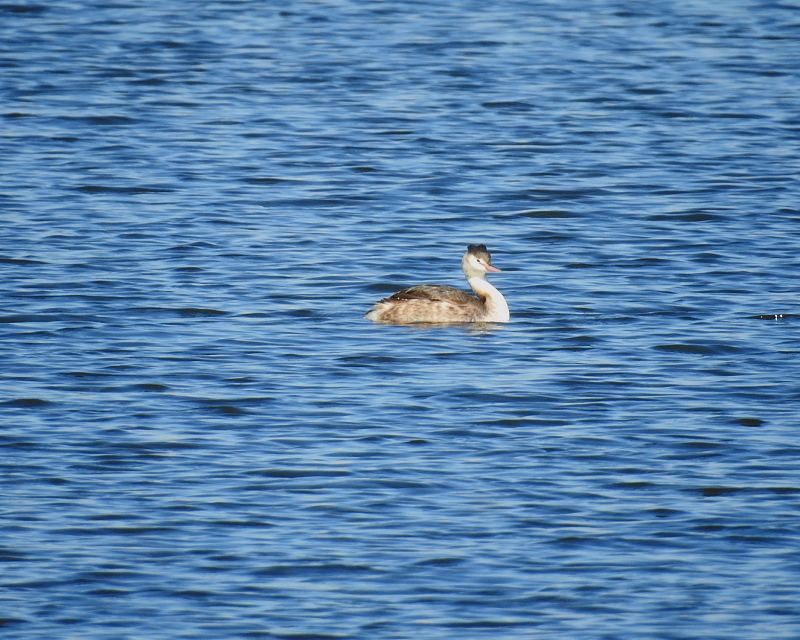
[2,1,800,638]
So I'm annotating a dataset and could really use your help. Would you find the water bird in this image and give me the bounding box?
[365,244,510,323]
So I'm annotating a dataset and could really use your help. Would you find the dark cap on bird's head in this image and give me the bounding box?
[467,244,492,262]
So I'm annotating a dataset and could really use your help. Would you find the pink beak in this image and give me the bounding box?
[485,264,501,272]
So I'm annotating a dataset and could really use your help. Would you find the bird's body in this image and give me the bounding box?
[365,244,510,324]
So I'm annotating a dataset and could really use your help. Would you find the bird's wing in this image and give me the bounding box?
[384,285,479,305]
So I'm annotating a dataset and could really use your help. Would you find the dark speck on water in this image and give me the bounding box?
[2,1,800,639]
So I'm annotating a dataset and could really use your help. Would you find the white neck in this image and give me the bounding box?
[468,276,510,322]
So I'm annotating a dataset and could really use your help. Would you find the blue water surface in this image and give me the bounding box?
[2,1,800,639]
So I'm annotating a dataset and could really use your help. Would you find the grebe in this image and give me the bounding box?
[365,244,510,324]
